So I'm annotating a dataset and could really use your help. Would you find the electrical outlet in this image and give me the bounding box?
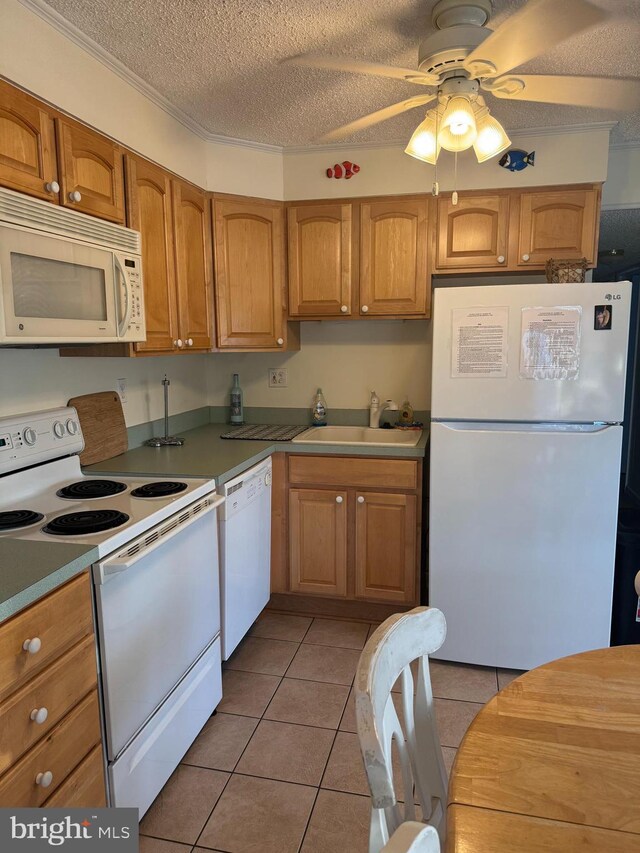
[268,368,288,388]
[116,378,127,403]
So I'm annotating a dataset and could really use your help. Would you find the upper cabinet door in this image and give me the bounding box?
[359,198,429,316]
[125,155,178,354]
[56,120,125,223]
[518,188,599,267]
[172,180,213,351]
[213,197,286,349]
[0,81,58,202]
[436,194,510,270]
[288,203,354,316]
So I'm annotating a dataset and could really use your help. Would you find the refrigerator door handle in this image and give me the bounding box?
[433,421,617,434]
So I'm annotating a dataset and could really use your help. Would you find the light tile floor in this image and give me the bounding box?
[140,613,524,853]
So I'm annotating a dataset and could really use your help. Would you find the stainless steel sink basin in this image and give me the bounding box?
[291,425,422,447]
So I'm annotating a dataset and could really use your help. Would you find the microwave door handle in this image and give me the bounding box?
[114,255,132,337]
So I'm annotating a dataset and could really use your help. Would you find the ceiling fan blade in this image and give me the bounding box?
[463,0,608,79]
[486,74,640,110]
[283,54,439,86]
[318,95,437,143]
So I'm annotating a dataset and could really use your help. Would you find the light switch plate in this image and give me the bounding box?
[269,368,288,388]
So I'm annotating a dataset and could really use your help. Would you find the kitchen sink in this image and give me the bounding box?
[291,425,422,447]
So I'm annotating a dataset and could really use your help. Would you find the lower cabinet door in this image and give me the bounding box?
[355,492,417,604]
[289,489,348,597]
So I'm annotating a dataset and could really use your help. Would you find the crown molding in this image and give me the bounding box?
[609,140,640,151]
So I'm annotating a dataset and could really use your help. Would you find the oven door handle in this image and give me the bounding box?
[114,254,133,338]
[96,495,224,583]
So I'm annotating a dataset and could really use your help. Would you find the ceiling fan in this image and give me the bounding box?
[284,0,640,164]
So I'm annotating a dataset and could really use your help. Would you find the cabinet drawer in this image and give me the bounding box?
[45,744,106,808]
[0,690,101,807]
[0,573,93,701]
[288,456,418,490]
[0,634,97,774]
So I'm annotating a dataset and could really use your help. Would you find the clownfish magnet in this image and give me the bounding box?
[326,161,361,179]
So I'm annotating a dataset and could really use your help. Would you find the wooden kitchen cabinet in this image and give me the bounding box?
[288,203,355,316]
[436,193,510,270]
[213,195,297,350]
[276,455,421,613]
[0,573,106,808]
[126,154,178,353]
[289,488,348,597]
[517,188,600,266]
[56,119,125,223]
[360,198,430,316]
[173,180,214,351]
[0,80,58,202]
[355,491,417,604]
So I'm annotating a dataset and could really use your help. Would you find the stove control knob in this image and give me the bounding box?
[53,421,65,439]
[23,427,37,446]
[66,419,78,435]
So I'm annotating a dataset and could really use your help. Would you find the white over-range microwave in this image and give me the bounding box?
[0,187,145,345]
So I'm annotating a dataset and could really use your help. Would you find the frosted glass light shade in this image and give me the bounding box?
[473,109,511,162]
[439,96,477,152]
[405,111,441,164]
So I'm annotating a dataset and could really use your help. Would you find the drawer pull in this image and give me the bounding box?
[30,707,49,725]
[23,637,42,655]
[35,771,53,788]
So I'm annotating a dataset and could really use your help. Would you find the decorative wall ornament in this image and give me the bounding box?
[326,161,360,179]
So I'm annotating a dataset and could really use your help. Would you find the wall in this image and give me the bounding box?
[207,321,432,412]
[283,125,612,200]
[0,348,209,423]
[602,144,640,209]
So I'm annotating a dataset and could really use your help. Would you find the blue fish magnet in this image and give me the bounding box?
[499,149,535,172]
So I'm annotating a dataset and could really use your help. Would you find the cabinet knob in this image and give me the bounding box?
[335,495,343,504]
[35,771,53,788]
[23,637,41,655]
[497,255,505,264]
[340,305,348,313]
[68,190,82,203]
[187,338,193,347]
[45,181,60,194]
[176,339,184,348]
[277,338,284,346]
[30,707,48,725]
[357,495,365,504]
[361,305,369,313]
[521,253,530,262]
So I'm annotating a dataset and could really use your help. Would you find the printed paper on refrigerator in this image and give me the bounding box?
[451,306,509,378]
[520,306,582,380]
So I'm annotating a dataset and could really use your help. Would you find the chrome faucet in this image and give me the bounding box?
[369,393,399,428]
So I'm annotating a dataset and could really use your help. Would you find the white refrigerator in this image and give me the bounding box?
[429,282,631,670]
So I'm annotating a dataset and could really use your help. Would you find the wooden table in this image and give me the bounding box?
[447,645,640,852]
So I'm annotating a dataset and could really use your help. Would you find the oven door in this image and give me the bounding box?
[0,222,122,343]
[93,494,224,760]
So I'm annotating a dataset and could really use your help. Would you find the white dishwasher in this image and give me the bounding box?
[219,457,272,659]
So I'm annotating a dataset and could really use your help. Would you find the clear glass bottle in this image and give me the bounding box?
[230,373,244,425]
[312,388,328,426]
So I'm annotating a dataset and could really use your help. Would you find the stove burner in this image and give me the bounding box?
[131,482,188,499]
[0,510,45,532]
[57,479,128,500]
[43,510,130,537]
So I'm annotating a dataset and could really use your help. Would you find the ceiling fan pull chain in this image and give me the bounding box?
[432,105,440,197]
[452,152,459,205]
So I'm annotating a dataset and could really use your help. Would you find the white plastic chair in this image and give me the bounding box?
[355,606,448,853]
[382,822,440,853]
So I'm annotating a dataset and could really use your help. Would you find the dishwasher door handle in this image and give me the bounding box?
[96,495,225,581]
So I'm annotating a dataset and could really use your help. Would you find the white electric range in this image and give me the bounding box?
[0,406,224,818]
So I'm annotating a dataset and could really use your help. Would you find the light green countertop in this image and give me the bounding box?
[0,539,98,623]
[86,423,429,485]
[0,422,428,624]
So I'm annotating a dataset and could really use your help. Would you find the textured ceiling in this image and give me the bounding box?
[595,208,640,276]
[41,0,640,146]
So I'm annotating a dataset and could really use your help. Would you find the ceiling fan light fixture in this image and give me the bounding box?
[472,107,511,162]
[405,110,442,164]
[439,95,477,151]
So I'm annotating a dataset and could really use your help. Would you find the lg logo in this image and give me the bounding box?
[605,293,622,301]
